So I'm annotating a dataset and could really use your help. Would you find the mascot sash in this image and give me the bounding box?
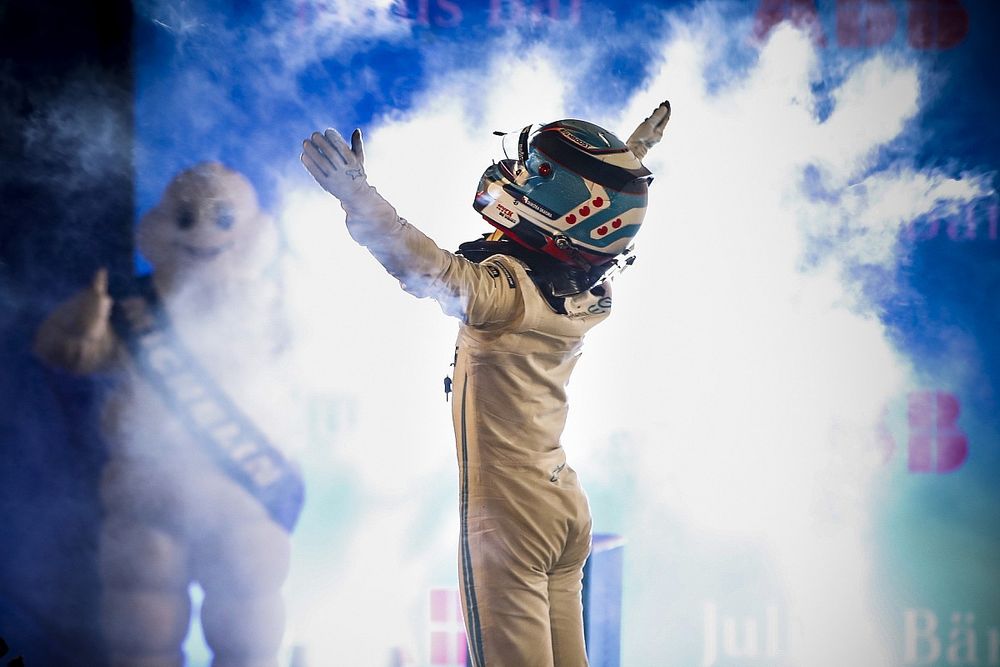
[111,276,304,532]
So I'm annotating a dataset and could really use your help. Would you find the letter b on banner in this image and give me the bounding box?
[903,609,942,664]
[907,391,968,473]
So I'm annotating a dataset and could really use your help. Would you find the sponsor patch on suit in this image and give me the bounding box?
[485,261,517,289]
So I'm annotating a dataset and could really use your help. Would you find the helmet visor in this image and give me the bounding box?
[500,124,538,171]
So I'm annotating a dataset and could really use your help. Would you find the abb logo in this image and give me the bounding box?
[755,0,969,49]
[880,391,969,473]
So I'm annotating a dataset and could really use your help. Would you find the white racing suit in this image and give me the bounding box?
[341,185,611,667]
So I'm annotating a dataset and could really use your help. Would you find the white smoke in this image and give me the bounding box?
[254,0,411,71]
[273,7,991,667]
[567,18,989,667]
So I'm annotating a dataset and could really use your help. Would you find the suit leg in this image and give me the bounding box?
[548,486,592,667]
[547,559,589,667]
[460,513,555,667]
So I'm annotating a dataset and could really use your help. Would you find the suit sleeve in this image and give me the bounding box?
[339,184,523,328]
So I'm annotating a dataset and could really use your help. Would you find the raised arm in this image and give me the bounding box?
[301,127,522,328]
[626,100,671,161]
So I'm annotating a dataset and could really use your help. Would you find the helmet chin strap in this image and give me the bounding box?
[457,234,633,303]
[552,234,594,270]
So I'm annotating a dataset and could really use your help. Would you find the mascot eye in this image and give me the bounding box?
[177,205,195,230]
[215,205,235,230]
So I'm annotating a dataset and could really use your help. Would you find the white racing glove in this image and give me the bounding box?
[626,100,671,161]
[300,127,369,202]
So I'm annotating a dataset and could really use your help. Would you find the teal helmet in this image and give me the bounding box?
[473,119,651,267]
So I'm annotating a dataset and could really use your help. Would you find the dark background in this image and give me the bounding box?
[1,2,133,663]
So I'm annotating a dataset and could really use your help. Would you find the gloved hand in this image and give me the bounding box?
[626,100,671,161]
[72,267,114,338]
[33,267,116,373]
[300,127,368,201]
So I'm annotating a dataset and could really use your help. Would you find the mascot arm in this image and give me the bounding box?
[302,128,523,328]
[34,268,120,374]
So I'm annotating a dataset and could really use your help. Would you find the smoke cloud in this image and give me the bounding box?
[45,1,985,664]
[11,1,993,664]
[277,7,991,667]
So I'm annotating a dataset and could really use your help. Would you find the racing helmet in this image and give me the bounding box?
[473,119,651,268]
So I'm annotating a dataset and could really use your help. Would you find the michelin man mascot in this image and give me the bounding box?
[34,162,302,667]
[300,101,670,666]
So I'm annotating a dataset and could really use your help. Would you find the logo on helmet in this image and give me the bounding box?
[558,128,597,150]
[496,203,517,224]
[520,195,557,219]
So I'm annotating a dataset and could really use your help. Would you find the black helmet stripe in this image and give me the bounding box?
[517,125,532,165]
[532,128,651,193]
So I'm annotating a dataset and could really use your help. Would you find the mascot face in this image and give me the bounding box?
[137,162,277,285]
